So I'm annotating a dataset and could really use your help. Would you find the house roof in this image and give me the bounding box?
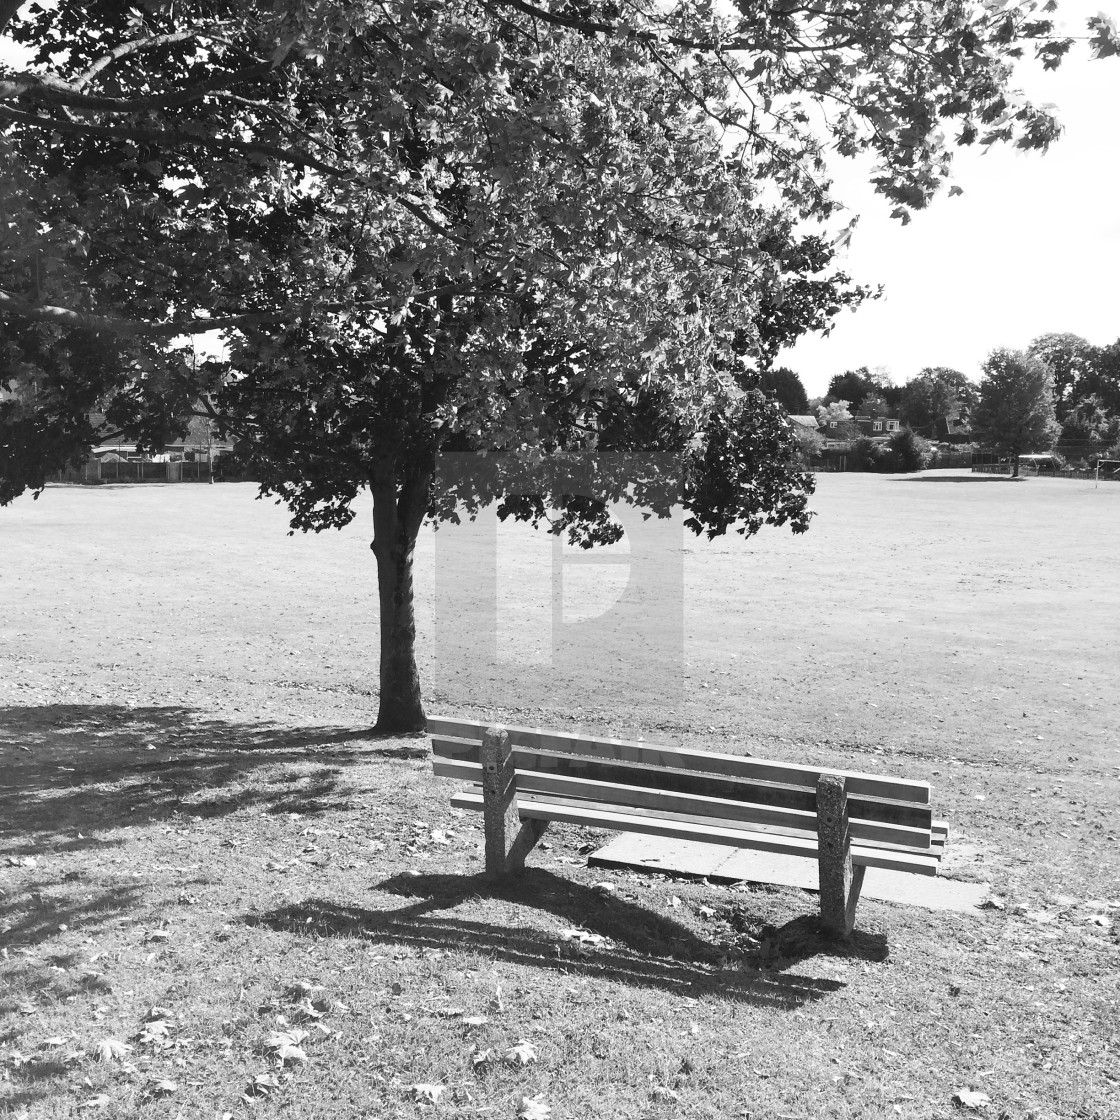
[789,414,819,430]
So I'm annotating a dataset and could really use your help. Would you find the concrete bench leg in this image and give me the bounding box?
[816,773,865,938]
[481,726,547,880]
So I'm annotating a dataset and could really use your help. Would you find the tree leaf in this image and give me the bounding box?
[95,1039,132,1062]
[954,1089,991,1110]
[409,1083,444,1103]
[518,1094,551,1120]
[503,1040,537,1066]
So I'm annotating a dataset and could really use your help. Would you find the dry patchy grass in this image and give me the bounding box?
[1,473,1118,1119]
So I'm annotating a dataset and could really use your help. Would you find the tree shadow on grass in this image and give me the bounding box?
[0,883,145,954]
[892,475,1021,483]
[0,884,134,1110]
[248,869,885,1010]
[0,703,425,854]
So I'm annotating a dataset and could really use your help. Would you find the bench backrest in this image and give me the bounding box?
[429,716,938,853]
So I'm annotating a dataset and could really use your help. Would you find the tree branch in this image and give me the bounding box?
[0,105,353,176]
[74,29,220,90]
[1,59,281,114]
[483,0,857,54]
[0,289,286,336]
[0,0,23,37]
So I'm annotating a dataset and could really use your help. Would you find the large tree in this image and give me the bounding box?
[972,348,1061,477]
[3,1,1117,730]
[760,367,810,415]
[898,366,979,432]
[824,367,900,414]
[1027,333,1100,420]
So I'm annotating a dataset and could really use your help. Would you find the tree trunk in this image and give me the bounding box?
[1011,453,1020,478]
[370,469,430,734]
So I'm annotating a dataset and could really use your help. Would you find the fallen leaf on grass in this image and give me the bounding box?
[40,1036,68,1048]
[503,1040,537,1066]
[651,1086,680,1101]
[95,1039,132,1062]
[144,1078,177,1098]
[471,1048,494,1068]
[287,981,323,999]
[144,1007,174,1022]
[16,1003,36,1015]
[953,1089,990,1110]
[245,1072,282,1098]
[517,1093,551,1119]
[265,1030,309,1065]
[274,1042,307,1064]
[461,1015,489,1028]
[135,1021,170,1045]
[78,1095,113,1110]
[144,929,172,943]
[409,1083,444,1104]
[559,929,605,948]
[291,999,324,1021]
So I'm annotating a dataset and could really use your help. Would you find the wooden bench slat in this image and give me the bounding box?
[433,758,932,851]
[432,736,934,830]
[428,717,931,805]
[449,790,941,877]
[449,784,945,863]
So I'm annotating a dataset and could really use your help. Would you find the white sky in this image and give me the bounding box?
[3,2,1118,399]
[782,0,1120,397]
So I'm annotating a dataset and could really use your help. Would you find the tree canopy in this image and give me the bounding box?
[3,0,1115,728]
[898,366,978,431]
[823,367,900,414]
[972,348,1060,475]
[760,367,810,415]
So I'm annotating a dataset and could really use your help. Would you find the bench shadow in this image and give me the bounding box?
[248,869,884,1010]
[0,703,425,854]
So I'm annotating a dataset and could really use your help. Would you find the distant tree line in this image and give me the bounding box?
[763,331,1120,475]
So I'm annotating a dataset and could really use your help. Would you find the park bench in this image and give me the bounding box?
[429,716,948,937]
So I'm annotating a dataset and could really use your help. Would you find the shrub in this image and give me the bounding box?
[848,437,891,472]
[790,424,825,467]
[887,427,933,472]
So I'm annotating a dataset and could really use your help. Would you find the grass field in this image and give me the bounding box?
[1,471,1118,1119]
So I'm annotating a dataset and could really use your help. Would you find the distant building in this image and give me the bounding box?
[924,409,972,442]
[853,404,901,440]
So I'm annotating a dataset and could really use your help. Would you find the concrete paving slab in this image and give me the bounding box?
[588,834,991,914]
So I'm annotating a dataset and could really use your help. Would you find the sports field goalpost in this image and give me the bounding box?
[1094,460,1120,488]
